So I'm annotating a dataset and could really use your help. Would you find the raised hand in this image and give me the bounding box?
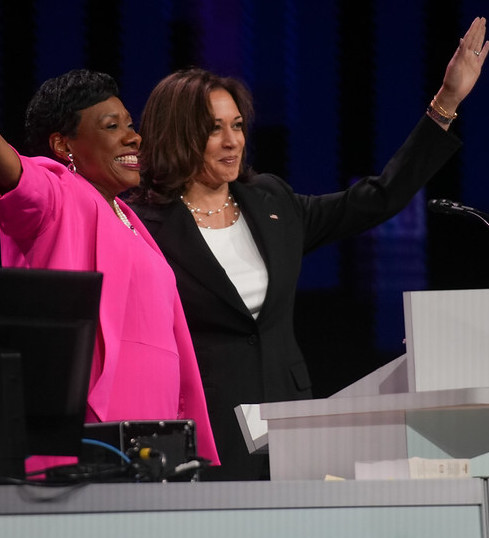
[436,17,489,114]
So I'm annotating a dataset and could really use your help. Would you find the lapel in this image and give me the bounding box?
[139,198,251,317]
[136,179,287,319]
[230,181,287,319]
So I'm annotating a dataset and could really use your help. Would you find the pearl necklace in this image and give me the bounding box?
[113,200,137,235]
[180,193,239,229]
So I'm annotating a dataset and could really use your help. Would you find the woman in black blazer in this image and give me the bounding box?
[131,17,489,481]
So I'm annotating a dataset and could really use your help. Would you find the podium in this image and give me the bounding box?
[260,386,489,480]
[236,289,489,480]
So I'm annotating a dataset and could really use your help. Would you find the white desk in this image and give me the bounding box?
[0,478,487,538]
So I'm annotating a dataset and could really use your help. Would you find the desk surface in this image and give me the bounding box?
[1,479,486,538]
[0,478,485,515]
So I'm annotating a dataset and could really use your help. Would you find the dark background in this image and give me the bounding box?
[1,0,489,398]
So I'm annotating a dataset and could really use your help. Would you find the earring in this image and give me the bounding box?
[67,153,77,174]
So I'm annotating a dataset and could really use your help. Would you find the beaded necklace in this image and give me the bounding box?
[113,200,137,235]
[180,193,240,229]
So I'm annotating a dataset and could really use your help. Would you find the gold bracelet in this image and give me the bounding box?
[431,96,458,120]
[426,104,456,125]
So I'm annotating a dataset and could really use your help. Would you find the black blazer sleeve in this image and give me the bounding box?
[247,115,461,254]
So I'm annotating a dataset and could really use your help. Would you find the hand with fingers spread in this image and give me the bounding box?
[428,16,489,130]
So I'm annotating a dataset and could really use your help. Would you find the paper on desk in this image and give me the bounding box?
[355,457,471,480]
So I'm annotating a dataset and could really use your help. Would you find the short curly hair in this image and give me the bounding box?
[24,69,119,158]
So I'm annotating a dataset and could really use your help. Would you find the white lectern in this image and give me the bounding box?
[236,289,489,480]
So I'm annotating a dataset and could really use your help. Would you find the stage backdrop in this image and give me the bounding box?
[1,0,488,396]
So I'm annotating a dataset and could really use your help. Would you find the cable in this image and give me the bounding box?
[81,438,132,464]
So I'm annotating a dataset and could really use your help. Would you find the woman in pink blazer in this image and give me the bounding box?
[0,69,219,476]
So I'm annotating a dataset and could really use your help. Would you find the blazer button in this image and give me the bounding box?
[247,334,258,345]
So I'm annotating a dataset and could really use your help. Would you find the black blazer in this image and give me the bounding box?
[131,116,461,480]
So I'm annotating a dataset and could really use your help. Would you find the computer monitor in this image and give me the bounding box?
[0,268,103,479]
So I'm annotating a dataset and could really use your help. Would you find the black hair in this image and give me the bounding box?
[24,69,119,158]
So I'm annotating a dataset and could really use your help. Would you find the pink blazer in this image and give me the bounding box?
[0,155,219,467]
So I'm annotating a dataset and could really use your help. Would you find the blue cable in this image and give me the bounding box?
[81,438,131,464]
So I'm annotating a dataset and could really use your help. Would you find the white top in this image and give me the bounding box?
[199,215,268,319]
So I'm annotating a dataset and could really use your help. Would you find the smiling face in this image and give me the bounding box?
[196,88,245,189]
[62,96,141,199]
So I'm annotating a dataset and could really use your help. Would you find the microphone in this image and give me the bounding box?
[428,198,489,228]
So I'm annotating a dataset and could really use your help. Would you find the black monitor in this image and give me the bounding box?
[0,268,103,480]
